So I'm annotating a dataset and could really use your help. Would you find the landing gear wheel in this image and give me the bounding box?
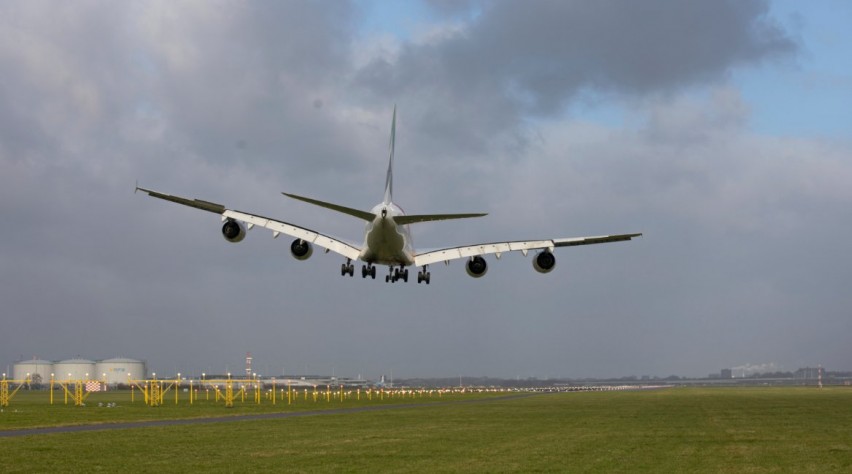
[362,264,377,279]
[417,266,431,284]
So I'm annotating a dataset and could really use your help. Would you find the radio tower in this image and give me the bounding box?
[245,352,253,379]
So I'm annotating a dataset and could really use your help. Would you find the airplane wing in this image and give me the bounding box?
[413,233,642,267]
[136,187,362,261]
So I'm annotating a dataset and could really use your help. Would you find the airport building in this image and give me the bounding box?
[795,367,823,380]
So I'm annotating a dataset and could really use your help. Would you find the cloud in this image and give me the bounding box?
[353,0,796,156]
[3,1,849,379]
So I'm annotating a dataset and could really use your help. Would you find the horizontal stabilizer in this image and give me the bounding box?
[394,213,487,225]
[282,193,375,222]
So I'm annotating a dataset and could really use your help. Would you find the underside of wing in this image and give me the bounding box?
[414,233,642,267]
[223,210,362,261]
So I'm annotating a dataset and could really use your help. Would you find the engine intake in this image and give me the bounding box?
[465,256,488,278]
[221,219,246,243]
[533,250,556,273]
[290,239,313,260]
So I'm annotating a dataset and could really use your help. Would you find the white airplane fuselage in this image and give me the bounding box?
[360,203,415,266]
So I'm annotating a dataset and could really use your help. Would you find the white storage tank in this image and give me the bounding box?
[96,358,147,385]
[54,358,96,381]
[12,359,54,384]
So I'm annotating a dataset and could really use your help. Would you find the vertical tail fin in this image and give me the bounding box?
[383,105,396,205]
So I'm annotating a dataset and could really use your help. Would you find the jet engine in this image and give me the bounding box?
[290,239,313,260]
[221,219,246,243]
[465,256,488,278]
[533,250,556,274]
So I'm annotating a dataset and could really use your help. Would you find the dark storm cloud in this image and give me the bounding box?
[355,0,795,155]
[137,2,359,171]
[0,0,367,372]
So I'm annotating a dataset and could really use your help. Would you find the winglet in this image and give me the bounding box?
[383,105,396,205]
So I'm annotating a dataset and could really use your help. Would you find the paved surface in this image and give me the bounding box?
[0,393,535,438]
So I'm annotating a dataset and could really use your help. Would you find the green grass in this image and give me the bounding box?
[3,387,852,472]
[0,387,486,429]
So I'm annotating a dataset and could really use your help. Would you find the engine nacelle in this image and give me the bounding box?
[465,256,488,278]
[221,219,246,243]
[533,250,556,274]
[290,239,313,261]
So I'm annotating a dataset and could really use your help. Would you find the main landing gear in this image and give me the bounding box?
[343,262,429,284]
[361,263,377,279]
[340,259,355,277]
[385,266,409,283]
[417,266,431,285]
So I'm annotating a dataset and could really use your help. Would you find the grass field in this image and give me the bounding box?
[2,387,851,472]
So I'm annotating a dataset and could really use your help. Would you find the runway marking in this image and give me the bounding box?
[0,393,536,438]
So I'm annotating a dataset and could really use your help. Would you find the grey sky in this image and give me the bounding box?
[2,1,849,379]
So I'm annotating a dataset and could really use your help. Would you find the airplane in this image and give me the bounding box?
[136,107,641,284]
